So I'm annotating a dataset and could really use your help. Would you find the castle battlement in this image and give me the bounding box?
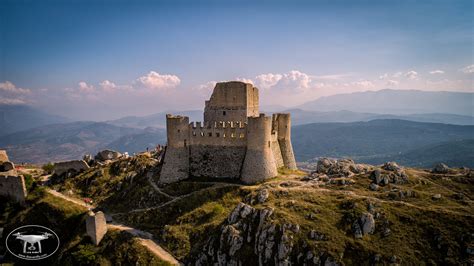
[159,81,296,184]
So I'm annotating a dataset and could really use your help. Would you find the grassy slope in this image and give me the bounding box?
[0,188,170,265]
[47,156,474,264]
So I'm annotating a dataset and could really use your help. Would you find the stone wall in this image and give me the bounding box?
[160,147,189,184]
[53,160,90,176]
[0,172,27,203]
[189,146,246,178]
[86,211,107,246]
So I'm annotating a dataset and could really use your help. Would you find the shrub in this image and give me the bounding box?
[42,162,54,174]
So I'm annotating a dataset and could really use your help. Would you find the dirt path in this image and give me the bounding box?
[107,223,180,265]
[45,189,180,265]
[111,182,241,216]
[46,189,94,209]
[146,171,175,199]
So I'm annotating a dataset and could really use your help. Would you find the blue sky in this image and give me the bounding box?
[0,0,472,120]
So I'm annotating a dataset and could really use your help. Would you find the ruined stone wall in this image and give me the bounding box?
[273,113,297,170]
[0,172,27,203]
[53,160,90,176]
[189,146,246,178]
[86,211,107,246]
[241,114,278,184]
[271,135,284,168]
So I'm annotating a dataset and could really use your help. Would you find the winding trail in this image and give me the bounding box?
[110,182,241,216]
[45,189,180,265]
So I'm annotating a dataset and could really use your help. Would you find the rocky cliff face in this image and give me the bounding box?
[194,202,338,266]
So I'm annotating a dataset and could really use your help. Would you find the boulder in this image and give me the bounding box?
[95,150,122,161]
[315,157,368,178]
[432,163,450,174]
[353,213,375,238]
[369,183,379,191]
[382,162,402,172]
[256,188,269,203]
[432,194,442,200]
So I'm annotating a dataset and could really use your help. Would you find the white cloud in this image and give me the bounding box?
[429,70,444,74]
[194,81,217,94]
[379,73,389,80]
[386,80,399,86]
[137,71,181,90]
[392,72,403,78]
[99,80,117,92]
[78,81,94,93]
[235,77,254,84]
[460,64,474,74]
[254,73,282,89]
[0,81,31,94]
[405,70,418,80]
[0,97,27,105]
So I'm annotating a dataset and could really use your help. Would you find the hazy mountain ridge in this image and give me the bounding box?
[0,104,69,136]
[0,121,151,163]
[292,119,474,167]
[298,89,474,116]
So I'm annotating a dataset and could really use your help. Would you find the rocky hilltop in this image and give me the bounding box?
[0,151,466,265]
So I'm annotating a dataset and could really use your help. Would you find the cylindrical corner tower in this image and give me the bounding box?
[160,115,190,184]
[275,113,297,170]
[241,114,278,184]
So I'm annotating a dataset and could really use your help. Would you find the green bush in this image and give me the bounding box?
[23,174,34,191]
[42,162,54,174]
[71,244,97,265]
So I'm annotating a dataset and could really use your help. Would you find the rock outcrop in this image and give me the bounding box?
[313,158,369,178]
[432,163,450,174]
[370,162,408,186]
[194,202,337,265]
[95,150,122,162]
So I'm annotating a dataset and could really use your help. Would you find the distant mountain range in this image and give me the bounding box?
[107,109,474,129]
[0,121,165,164]
[298,89,474,116]
[0,104,69,136]
[1,89,473,167]
[292,119,474,167]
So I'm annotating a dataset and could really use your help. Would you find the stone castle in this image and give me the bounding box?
[160,81,296,184]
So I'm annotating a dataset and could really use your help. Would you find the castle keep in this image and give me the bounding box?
[160,81,296,184]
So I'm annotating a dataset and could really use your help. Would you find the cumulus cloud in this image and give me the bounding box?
[0,81,31,94]
[405,70,418,80]
[235,77,254,84]
[254,73,282,89]
[78,81,94,93]
[99,80,117,92]
[460,64,474,74]
[137,71,181,90]
[429,70,444,74]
